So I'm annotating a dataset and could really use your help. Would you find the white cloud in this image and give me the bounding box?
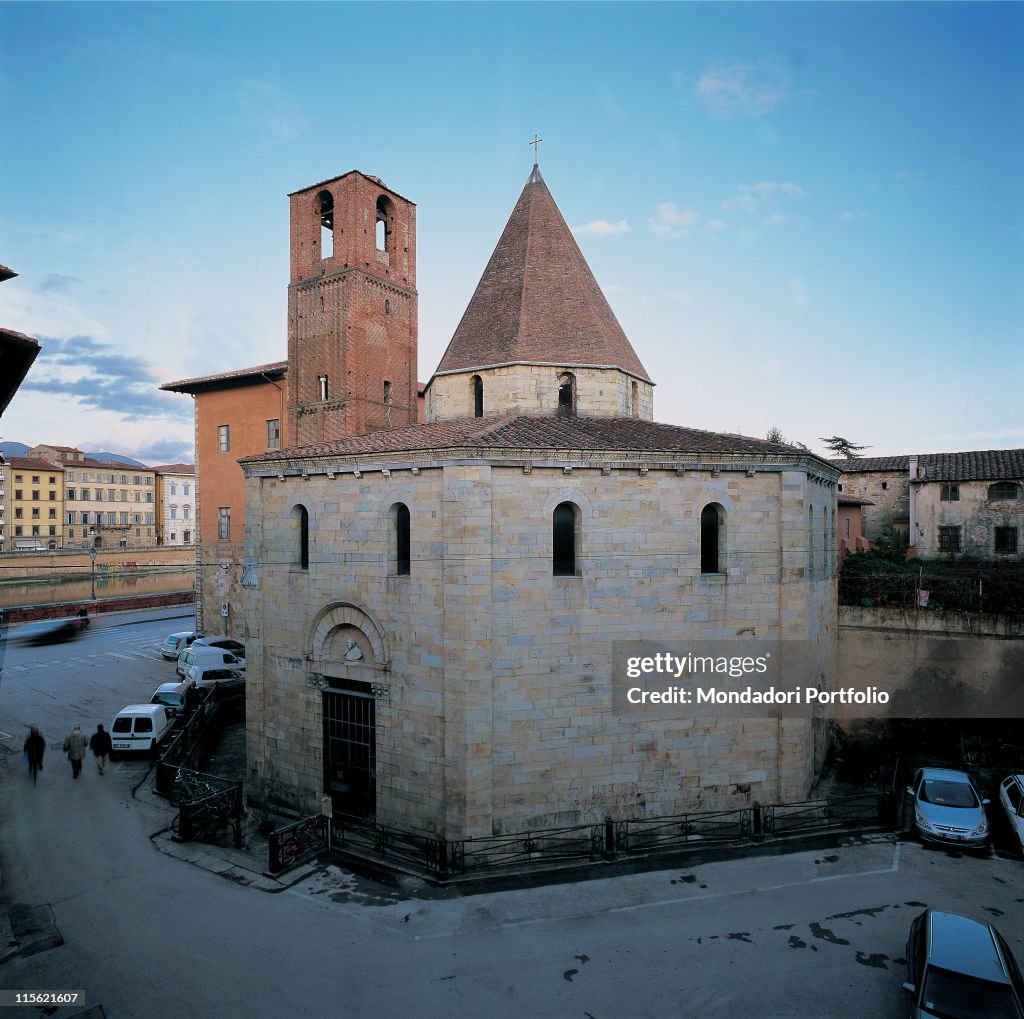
[894,169,926,183]
[649,202,700,238]
[723,181,805,213]
[696,59,789,117]
[571,219,631,237]
[666,292,692,305]
[839,210,867,222]
[764,213,785,226]
[705,219,728,233]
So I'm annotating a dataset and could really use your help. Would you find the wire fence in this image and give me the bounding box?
[839,562,1024,615]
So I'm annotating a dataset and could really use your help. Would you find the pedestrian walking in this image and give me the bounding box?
[63,724,88,779]
[23,726,45,784]
[89,723,112,775]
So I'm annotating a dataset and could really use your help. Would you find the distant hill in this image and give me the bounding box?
[0,442,146,467]
[87,451,147,467]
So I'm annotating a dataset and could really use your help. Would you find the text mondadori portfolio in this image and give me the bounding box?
[625,686,890,705]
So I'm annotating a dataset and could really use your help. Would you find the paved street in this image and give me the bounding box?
[2,612,1024,1017]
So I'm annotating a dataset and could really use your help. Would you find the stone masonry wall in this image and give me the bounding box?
[914,480,1024,559]
[244,455,836,838]
[427,365,654,422]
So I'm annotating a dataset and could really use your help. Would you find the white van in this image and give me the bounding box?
[110,704,175,755]
[176,645,245,679]
[185,664,246,690]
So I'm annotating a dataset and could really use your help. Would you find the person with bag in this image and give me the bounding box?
[63,724,88,779]
[23,726,45,784]
[89,723,112,775]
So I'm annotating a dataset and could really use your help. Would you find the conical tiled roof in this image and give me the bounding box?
[434,166,651,382]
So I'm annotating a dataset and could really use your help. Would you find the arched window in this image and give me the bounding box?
[292,504,309,570]
[989,482,1022,501]
[700,504,725,574]
[557,372,576,416]
[471,375,483,418]
[318,191,334,259]
[392,503,410,576]
[553,502,578,576]
[376,196,394,253]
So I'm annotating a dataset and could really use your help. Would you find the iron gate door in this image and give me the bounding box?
[323,689,376,818]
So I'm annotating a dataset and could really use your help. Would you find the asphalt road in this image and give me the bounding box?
[2,611,1024,1018]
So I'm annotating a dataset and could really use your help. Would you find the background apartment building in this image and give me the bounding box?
[4,455,64,550]
[29,445,157,548]
[153,464,196,546]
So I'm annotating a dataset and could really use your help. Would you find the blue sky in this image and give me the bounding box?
[2,2,1021,465]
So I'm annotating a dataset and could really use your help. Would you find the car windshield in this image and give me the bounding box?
[153,693,182,706]
[920,779,979,808]
[922,967,1021,1019]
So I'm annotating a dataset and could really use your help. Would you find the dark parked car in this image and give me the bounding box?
[150,681,198,718]
[904,909,1024,1018]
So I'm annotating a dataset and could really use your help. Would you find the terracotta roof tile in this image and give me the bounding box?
[161,361,287,393]
[242,414,829,466]
[433,168,650,382]
[6,456,64,471]
[831,449,1024,481]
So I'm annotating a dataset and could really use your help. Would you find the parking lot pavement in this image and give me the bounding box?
[268,831,1024,1017]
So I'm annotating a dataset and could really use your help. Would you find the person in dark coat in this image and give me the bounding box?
[24,726,45,784]
[89,723,112,775]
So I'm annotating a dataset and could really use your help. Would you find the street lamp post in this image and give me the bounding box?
[89,546,97,601]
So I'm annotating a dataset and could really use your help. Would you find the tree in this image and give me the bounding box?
[819,435,870,459]
[766,426,810,451]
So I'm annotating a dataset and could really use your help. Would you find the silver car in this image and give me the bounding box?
[908,767,989,849]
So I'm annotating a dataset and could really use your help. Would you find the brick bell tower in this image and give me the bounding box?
[287,171,418,445]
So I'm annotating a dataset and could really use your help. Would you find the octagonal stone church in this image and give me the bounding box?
[240,162,839,838]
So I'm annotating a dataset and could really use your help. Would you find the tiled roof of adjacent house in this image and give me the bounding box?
[75,457,153,471]
[432,165,651,383]
[151,463,196,474]
[161,361,288,393]
[6,456,64,471]
[830,455,910,472]
[831,449,1024,481]
[243,414,829,466]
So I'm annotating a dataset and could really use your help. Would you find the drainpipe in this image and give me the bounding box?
[908,456,918,550]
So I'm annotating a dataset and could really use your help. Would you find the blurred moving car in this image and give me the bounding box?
[184,664,245,691]
[907,767,990,849]
[160,631,199,660]
[13,618,84,646]
[192,636,246,657]
[904,908,1024,1018]
[999,775,1024,854]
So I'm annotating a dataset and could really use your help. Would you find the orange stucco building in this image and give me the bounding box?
[162,361,288,634]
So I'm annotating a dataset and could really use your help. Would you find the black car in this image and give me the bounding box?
[904,908,1024,1018]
